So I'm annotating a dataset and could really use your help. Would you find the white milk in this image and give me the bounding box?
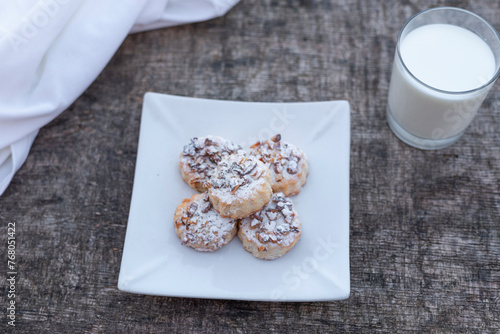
[388,24,496,140]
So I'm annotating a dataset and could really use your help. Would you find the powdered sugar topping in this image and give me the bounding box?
[239,192,300,246]
[208,152,270,202]
[250,134,306,179]
[180,135,242,186]
[175,193,236,251]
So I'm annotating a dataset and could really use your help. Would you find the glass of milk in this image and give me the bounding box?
[387,7,500,149]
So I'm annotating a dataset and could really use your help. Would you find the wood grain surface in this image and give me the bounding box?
[1,0,499,332]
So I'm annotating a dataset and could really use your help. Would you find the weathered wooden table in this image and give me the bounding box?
[1,0,499,332]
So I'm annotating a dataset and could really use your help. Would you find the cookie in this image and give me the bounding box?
[179,136,242,192]
[238,192,301,260]
[174,192,237,252]
[207,152,273,219]
[250,134,308,196]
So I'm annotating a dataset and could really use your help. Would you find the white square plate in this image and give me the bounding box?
[118,93,350,301]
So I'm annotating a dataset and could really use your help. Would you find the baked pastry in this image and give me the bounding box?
[250,134,308,196]
[238,192,301,260]
[207,152,273,219]
[174,192,237,252]
[179,136,242,192]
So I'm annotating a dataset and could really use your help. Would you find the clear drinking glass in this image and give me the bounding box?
[386,7,500,150]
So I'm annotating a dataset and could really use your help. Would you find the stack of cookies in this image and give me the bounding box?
[174,134,308,260]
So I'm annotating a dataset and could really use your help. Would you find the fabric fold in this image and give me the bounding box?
[0,0,239,196]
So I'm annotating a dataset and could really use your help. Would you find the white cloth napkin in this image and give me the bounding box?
[0,0,239,196]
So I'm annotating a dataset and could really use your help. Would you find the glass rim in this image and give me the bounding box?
[396,6,500,95]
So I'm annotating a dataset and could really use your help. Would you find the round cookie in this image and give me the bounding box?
[207,152,273,219]
[238,192,301,260]
[179,135,242,192]
[174,192,237,252]
[250,134,309,196]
